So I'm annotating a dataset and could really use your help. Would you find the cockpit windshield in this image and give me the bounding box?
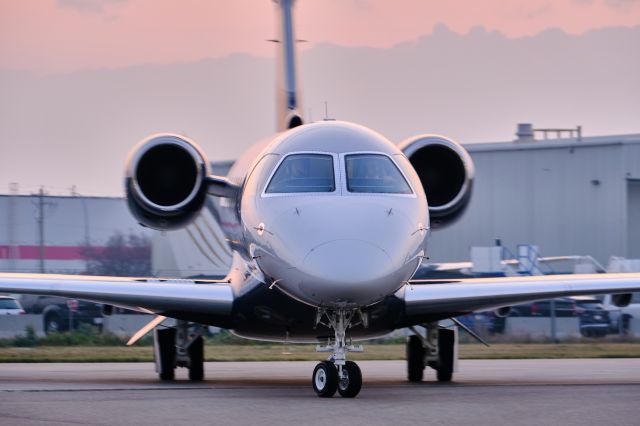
[266,154,335,193]
[345,154,412,194]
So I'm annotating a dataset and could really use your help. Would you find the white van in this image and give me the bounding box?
[602,257,640,333]
[599,292,640,333]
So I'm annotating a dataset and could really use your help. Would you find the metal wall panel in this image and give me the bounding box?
[627,181,640,258]
[429,141,631,265]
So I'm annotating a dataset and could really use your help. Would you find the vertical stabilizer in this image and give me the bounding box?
[274,0,304,131]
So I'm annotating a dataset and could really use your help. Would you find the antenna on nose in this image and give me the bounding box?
[323,101,335,121]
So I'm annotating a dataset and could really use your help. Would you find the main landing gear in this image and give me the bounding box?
[407,322,457,383]
[154,320,205,381]
[312,309,365,398]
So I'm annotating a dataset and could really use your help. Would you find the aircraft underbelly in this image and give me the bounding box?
[228,284,404,343]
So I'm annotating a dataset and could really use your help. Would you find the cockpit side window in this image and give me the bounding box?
[265,154,335,193]
[345,154,413,194]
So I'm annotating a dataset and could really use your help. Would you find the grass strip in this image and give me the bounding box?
[0,343,639,363]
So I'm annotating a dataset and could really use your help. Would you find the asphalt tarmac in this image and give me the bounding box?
[1,359,639,426]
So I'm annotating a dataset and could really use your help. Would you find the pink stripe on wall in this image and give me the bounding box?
[0,245,106,261]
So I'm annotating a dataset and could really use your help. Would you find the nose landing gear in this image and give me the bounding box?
[312,308,365,398]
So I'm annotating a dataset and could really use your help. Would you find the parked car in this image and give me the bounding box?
[487,298,578,335]
[569,296,610,337]
[490,298,609,338]
[508,299,578,317]
[0,296,25,315]
[18,295,103,334]
[598,292,640,334]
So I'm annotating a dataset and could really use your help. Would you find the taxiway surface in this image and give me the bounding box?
[1,359,639,425]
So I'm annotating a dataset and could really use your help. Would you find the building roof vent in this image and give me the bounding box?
[514,123,582,143]
[515,123,535,143]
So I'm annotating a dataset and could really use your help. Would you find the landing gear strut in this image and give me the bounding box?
[407,322,457,383]
[153,320,205,381]
[312,309,365,398]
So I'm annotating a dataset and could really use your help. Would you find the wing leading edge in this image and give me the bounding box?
[0,273,234,322]
[404,273,640,321]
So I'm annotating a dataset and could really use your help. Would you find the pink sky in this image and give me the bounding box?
[1,0,639,73]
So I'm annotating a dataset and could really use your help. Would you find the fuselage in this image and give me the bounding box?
[216,121,430,309]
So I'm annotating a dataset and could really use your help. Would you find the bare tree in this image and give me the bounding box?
[82,232,151,277]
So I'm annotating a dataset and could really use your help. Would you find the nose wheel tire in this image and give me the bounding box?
[337,361,362,398]
[312,361,339,397]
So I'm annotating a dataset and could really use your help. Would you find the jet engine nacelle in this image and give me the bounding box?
[494,306,512,318]
[125,134,211,230]
[399,135,474,229]
[612,293,633,308]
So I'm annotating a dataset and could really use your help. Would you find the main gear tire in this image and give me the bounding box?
[407,335,425,382]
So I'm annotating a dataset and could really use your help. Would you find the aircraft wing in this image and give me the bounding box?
[404,273,640,318]
[0,273,234,320]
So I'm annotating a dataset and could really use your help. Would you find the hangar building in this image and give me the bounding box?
[0,193,150,274]
[0,156,235,277]
[429,125,640,266]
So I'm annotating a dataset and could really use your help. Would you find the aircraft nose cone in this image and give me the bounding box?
[302,239,392,285]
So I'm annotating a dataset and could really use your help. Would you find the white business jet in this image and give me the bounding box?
[2,0,639,398]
